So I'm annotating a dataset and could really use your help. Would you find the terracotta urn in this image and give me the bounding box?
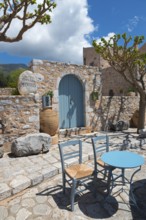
[40,108,59,136]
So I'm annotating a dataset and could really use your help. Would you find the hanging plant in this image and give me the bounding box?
[91,91,99,101]
[45,90,54,98]
[42,90,54,108]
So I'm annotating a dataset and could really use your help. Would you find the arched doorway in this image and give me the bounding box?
[59,74,85,129]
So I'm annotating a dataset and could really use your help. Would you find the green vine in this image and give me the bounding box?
[91,91,99,101]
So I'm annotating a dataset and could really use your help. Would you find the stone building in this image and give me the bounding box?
[0,57,141,153]
[83,44,146,96]
[30,60,102,133]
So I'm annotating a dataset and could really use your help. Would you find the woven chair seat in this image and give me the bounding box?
[97,158,115,170]
[65,164,94,179]
[97,158,105,167]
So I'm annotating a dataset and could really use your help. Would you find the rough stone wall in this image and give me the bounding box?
[83,47,134,96]
[30,60,101,129]
[83,47,110,69]
[101,67,131,96]
[83,45,146,96]
[0,59,141,153]
[92,96,139,131]
[139,43,146,53]
[32,60,139,131]
[0,88,15,96]
[30,59,139,132]
[0,95,40,151]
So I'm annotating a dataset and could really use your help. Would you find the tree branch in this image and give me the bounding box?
[0,0,56,42]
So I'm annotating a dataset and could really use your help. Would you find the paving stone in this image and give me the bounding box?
[21,188,39,199]
[41,166,58,180]
[6,217,15,220]
[0,206,8,220]
[16,208,31,220]
[52,162,62,173]
[10,204,21,214]
[28,172,43,186]
[32,217,45,220]
[0,130,146,219]
[21,198,36,207]
[24,166,41,174]
[48,196,58,208]
[33,204,51,216]
[35,195,47,203]
[9,175,31,194]
[0,183,12,201]
[43,155,58,163]
[49,208,70,219]
[9,197,21,206]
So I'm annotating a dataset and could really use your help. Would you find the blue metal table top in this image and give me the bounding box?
[101,151,144,169]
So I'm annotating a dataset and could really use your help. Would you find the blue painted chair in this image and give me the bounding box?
[58,139,94,211]
[91,135,116,194]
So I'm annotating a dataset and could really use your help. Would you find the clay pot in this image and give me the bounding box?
[40,108,59,136]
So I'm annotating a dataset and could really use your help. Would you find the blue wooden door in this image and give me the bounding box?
[59,74,84,128]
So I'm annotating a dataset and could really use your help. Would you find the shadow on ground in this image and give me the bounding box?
[37,179,118,219]
[130,179,146,219]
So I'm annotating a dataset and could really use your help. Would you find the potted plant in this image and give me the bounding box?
[42,90,54,108]
[46,90,54,105]
[127,87,135,96]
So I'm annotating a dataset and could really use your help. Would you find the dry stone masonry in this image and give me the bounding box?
[0,95,40,152]
[0,59,141,154]
[30,59,101,129]
[0,139,3,158]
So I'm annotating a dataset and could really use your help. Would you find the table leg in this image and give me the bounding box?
[129,166,141,208]
[107,168,113,195]
[122,168,125,185]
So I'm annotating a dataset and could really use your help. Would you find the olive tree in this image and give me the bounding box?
[0,0,56,42]
[92,33,146,132]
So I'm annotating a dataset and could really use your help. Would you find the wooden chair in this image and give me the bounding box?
[58,139,94,211]
[91,135,116,193]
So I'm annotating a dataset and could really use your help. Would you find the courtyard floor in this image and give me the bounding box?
[0,129,146,220]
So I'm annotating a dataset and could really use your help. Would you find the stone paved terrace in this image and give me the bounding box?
[0,129,146,219]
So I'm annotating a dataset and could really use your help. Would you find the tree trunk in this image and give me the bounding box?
[137,94,146,133]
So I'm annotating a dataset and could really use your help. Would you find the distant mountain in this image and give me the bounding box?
[0,64,28,76]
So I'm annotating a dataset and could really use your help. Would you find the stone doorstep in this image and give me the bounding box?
[0,150,91,202]
[0,183,12,201]
[59,127,92,139]
[0,166,59,202]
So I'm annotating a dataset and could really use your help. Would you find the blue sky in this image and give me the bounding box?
[88,0,146,40]
[0,0,146,65]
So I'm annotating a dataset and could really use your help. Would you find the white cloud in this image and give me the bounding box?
[126,16,140,32]
[94,32,115,45]
[0,0,96,64]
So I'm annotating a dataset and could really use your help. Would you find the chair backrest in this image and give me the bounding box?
[91,135,109,170]
[58,139,82,172]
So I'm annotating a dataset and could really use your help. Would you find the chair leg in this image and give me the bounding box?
[93,173,97,198]
[62,173,66,194]
[103,169,107,179]
[71,179,77,211]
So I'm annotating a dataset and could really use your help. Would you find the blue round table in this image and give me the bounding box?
[101,150,145,208]
[101,150,144,168]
